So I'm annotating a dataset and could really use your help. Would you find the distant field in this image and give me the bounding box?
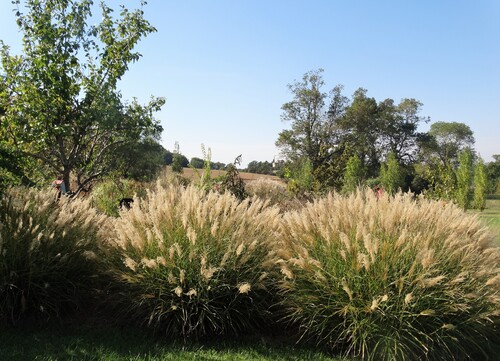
[165,166,283,183]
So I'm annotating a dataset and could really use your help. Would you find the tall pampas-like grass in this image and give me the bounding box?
[0,188,107,323]
[246,178,307,212]
[276,189,500,360]
[101,182,281,339]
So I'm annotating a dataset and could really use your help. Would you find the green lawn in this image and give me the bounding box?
[476,195,500,246]
[0,323,347,361]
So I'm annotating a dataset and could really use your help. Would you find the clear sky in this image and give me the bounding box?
[1,0,499,166]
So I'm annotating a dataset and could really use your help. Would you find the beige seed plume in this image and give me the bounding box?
[173,286,183,297]
[404,293,413,305]
[238,283,251,294]
[124,257,137,272]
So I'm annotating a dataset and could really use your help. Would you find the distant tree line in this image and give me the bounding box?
[275,69,497,209]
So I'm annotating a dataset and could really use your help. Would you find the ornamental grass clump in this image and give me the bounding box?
[102,182,281,339]
[277,189,500,360]
[246,178,305,212]
[0,188,106,323]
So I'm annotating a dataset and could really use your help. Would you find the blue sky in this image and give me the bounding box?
[1,0,499,166]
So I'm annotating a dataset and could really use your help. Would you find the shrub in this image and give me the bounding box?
[0,188,106,323]
[342,154,364,194]
[101,183,280,339]
[91,178,146,216]
[276,189,500,360]
[473,158,487,211]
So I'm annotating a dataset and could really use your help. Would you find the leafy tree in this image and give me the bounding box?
[276,69,343,170]
[485,155,500,194]
[111,137,166,181]
[378,98,429,164]
[0,0,164,195]
[380,152,404,195]
[425,162,456,201]
[171,143,184,173]
[473,158,487,210]
[420,122,475,167]
[220,155,247,200]
[190,157,205,169]
[342,154,364,194]
[455,148,473,210]
[284,158,317,194]
[338,88,380,175]
[246,160,273,175]
[210,162,226,170]
[164,150,174,165]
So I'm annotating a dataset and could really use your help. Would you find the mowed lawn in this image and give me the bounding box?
[476,195,500,246]
[0,324,344,361]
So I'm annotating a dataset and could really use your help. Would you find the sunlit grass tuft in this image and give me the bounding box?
[101,182,281,339]
[276,188,500,360]
[0,188,106,323]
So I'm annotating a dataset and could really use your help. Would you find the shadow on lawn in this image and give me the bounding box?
[0,322,342,361]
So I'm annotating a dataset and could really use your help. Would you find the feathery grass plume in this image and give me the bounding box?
[246,178,306,212]
[0,187,106,323]
[277,187,500,360]
[102,182,281,339]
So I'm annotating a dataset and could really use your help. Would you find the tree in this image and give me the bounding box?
[421,122,475,167]
[0,0,164,195]
[164,150,174,165]
[455,148,473,210]
[380,152,404,195]
[276,70,351,189]
[246,160,273,175]
[485,155,500,194]
[378,98,429,164]
[190,157,205,169]
[276,69,341,170]
[473,158,487,210]
[111,137,166,181]
[342,154,364,194]
[336,88,383,176]
[171,142,184,173]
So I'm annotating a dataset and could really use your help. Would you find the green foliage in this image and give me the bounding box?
[421,122,475,167]
[284,158,318,195]
[246,160,274,175]
[485,155,500,194]
[379,152,404,195]
[342,154,364,194]
[455,149,473,210]
[171,154,184,173]
[276,69,328,169]
[277,190,500,360]
[190,157,205,169]
[91,178,145,216]
[425,161,456,201]
[171,143,188,174]
[473,158,487,210]
[277,70,428,189]
[190,145,217,192]
[101,183,280,339]
[111,137,167,182]
[0,0,164,194]
[0,187,106,323]
[220,155,247,200]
